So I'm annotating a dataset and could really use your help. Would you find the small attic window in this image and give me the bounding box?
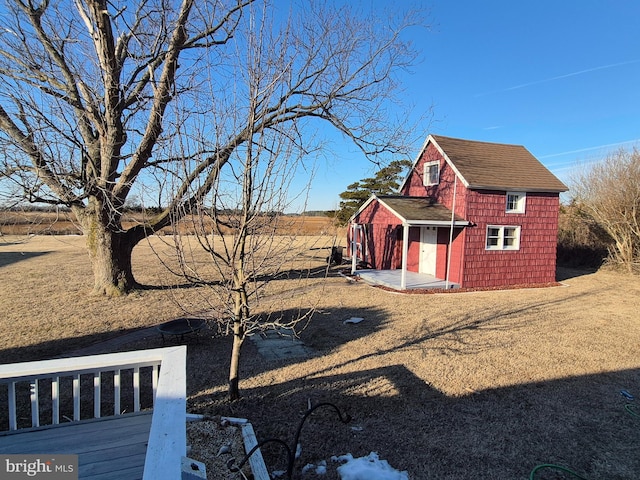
[423,161,439,186]
[506,192,526,213]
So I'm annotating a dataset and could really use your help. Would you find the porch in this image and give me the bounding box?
[0,346,191,480]
[0,412,153,479]
[355,269,460,291]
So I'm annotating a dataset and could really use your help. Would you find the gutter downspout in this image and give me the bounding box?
[445,176,458,289]
[401,222,409,290]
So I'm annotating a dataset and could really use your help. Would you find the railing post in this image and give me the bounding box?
[52,376,60,424]
[94,372,101,418]
[114,369,121,416]
[73,374,80,421]
[30,379,39,428]
[8,382,17,430]
[134,367,140,412]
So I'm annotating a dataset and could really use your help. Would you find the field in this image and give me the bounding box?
[2,233,640,479]
[0,210,340,236]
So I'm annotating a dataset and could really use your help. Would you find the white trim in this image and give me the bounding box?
[0,348,172,381]
[423,160,440,186]
[143,346,187,480]
[399,135,469,192]
[401,223,409,290]
[506,192,526,213]
[347,194,378,224]
[486,225,521,250]
[398,219,469,227]
[446,175,458,288]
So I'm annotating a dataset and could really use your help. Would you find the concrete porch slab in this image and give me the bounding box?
[354,269,460,291]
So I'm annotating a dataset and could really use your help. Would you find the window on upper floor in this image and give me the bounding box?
[486,225,521,250]
[423,161,440,186]
[506,192,526,213]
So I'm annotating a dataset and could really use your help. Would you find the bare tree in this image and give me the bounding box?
[169,4,341,400]
[571,147,640,273]
[0,0,421,295]
[171,129,321,400]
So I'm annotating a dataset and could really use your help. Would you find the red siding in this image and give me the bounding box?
[353,201,403,270]
[461,190,560,288]
[406,227,420,272]
[435,227,465,284]
[401,143,469,218]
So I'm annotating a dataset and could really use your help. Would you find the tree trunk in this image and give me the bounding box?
[228,279,249,401]
[87,229,138,296]
[73,202,144,296]
[228,326,243,401]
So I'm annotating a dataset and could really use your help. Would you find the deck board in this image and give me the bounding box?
[0,412,152,480]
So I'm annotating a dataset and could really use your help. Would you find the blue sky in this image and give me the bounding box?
[303,0,640,211]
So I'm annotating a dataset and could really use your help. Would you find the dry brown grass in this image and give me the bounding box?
[2,234,640,479]
[0,211,339,236]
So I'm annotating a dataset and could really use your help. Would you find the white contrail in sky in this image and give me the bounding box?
[476,59,640,97]
[539,139,640,159]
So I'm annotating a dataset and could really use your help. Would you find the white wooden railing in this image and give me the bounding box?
[0,346,187,480]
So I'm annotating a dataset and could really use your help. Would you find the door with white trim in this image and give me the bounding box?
[419,227,437,275]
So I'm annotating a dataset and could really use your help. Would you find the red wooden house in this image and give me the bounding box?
[348,135,568,290]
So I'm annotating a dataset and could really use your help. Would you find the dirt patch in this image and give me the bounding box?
[187,418,251,480]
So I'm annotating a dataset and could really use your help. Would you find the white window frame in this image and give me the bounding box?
[506,191,526,213]
[423,161,440,186]
[486,225,521,250]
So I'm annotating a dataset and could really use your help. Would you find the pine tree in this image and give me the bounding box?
[335,160,411,225]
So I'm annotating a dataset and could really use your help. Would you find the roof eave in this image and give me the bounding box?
[403,220,471,227]
[468,184,569,193]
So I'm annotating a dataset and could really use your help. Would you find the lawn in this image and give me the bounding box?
[1,233,640,479]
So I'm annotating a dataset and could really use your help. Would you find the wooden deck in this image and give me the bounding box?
[0,412,152,480]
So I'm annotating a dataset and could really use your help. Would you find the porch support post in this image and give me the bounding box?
[401,223,409,290]
[350,223,357,275]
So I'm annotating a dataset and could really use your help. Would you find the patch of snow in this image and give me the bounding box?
[332,452,409,480]
[302,463,316,474]
[315,460,327,475]
[295,442,303,459]
[302,460,328,475]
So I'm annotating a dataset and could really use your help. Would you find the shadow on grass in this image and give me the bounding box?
[131,263,343,291]
[188,342,640,480]
[3,281,637,478]
[0,250,52,268]
[0,325,157,365]
[290,368,637,479]
[183,287,637,479]
[556,265,600,282]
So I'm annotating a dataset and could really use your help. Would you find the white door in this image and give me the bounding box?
[419,227,437,275]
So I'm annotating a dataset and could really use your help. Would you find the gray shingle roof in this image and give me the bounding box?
[378,195,468,223]
[431,135,568,192]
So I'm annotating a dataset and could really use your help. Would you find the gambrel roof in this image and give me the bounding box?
[403,135,569,193]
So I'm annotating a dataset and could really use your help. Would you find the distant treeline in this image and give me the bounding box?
[1,205,337,217]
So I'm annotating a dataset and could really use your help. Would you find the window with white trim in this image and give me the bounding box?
[423,161,440,186]
[506,192,526,213]
[486,225,521,250]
